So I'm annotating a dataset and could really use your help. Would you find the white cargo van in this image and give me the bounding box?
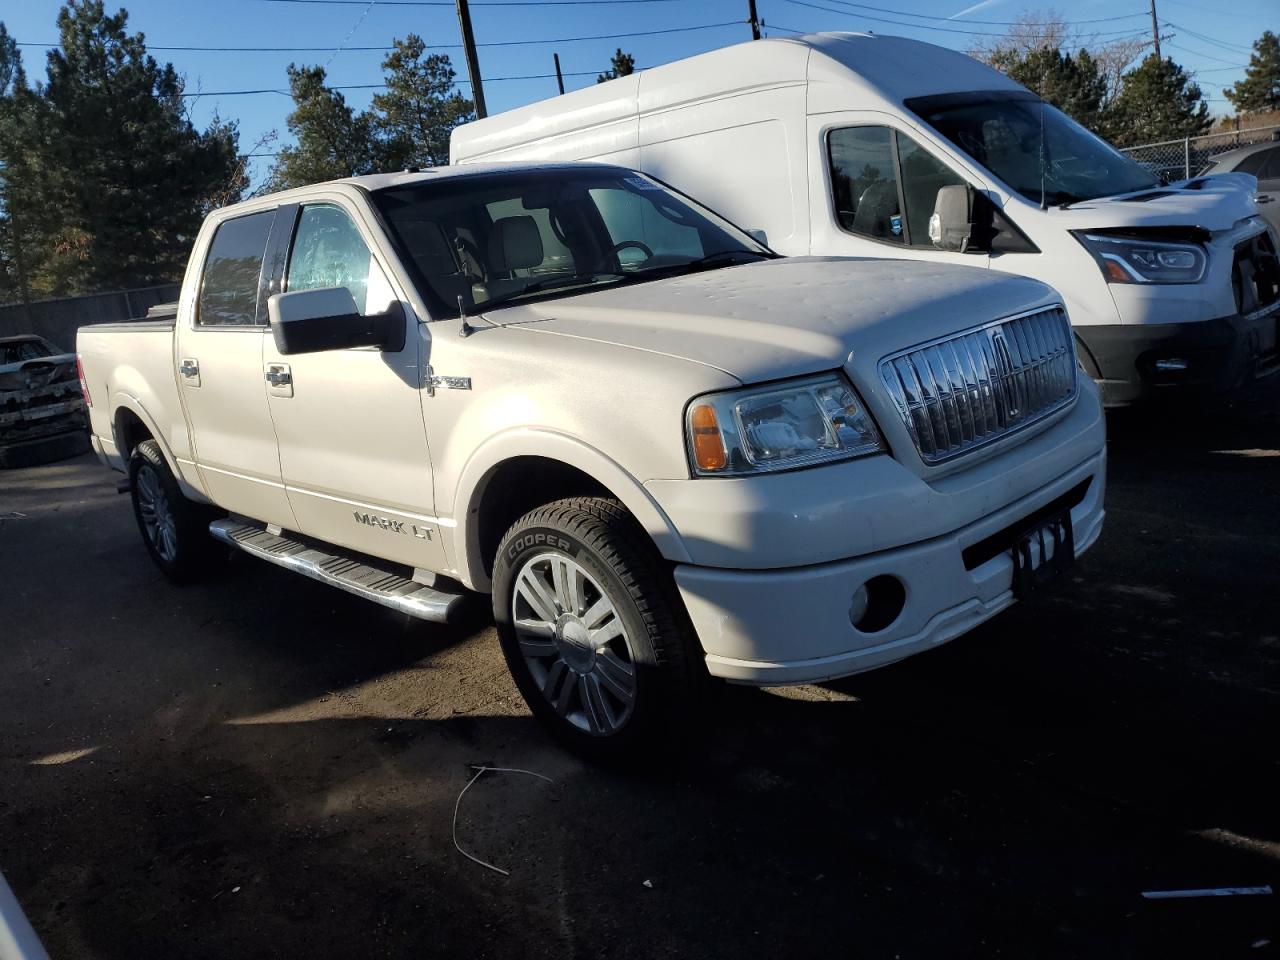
[451,32,1280,406]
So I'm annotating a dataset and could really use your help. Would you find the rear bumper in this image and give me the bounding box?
[675,448,1106,685]
[1078,305,1280,407]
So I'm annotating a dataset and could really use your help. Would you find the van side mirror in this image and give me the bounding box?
[929,184,985,253]
[745,228,769,247]
[267,287,406,356]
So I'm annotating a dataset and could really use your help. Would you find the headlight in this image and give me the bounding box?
[1072,232,1207,284]
[685,373,885,476]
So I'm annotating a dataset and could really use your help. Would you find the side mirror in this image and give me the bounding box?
[929,184,983,253]
[745,228,769,247]
[267,287,406,356]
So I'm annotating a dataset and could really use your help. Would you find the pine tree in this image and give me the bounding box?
[16,1,243,296]
[269,65,382,189]
[0,23,37,306]
[597,49,636,84]
[1104,55,1211,146]
[1225,31,1280,115]
[372,35,474,169]
[991,46,1107,132]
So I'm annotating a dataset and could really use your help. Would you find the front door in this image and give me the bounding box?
[176,208,296,529]
[262,199,446,571]
[811,119,994,269]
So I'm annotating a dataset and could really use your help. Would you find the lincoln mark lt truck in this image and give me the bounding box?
[78,163,1106,757]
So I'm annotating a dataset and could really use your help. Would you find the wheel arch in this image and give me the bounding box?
[453,431,691,592]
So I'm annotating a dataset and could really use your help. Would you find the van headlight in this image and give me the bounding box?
[685,373,886,476]
[1072,232,1207,284]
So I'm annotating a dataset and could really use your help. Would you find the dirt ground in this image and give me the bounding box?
[1,400,1277,959]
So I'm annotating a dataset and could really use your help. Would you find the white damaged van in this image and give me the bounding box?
[452,32,1280,406]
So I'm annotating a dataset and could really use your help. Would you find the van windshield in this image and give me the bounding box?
[371,167,773,318]
[907,91,1159,205]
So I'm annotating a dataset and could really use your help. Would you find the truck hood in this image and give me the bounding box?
[1048,172,1261,233]
[484,257,1058,385]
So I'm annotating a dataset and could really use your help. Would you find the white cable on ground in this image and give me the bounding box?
[452,765,554,877]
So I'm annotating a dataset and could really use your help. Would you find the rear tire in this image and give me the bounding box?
[128,439,222,584]
[492,497,702,762]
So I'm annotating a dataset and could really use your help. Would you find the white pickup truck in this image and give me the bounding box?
[78,162,1106,758]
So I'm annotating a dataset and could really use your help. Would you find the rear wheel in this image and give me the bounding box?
[129,439,222,583]
[492,497,701,761]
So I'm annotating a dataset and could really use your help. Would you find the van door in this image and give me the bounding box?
[175,208,297,529]
[262,199,447,571]
[810,118,993,268]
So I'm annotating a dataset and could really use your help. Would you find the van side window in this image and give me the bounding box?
[828,127,904,244]
[287,204,395,315]
[898,134,965,246]
[198,211,276,326]
[829,126,966,248]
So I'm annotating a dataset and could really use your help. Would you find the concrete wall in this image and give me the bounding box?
[0,285,181,353]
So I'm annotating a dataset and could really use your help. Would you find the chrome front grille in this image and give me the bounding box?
[879,306,1077,464]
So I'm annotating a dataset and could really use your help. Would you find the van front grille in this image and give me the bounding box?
[879,306,1077,464]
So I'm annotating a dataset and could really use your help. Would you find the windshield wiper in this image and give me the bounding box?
[477,271,631,312]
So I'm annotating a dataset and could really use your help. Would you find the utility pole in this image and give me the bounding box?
[1149,0,1161,60]
[553,52,565,95]
[747,0,761,40]
[455,0,487,119]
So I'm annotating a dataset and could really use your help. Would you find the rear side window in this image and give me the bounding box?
[1232,150,1271,177]
[1258,148,1280,181]
[198,211,276,327]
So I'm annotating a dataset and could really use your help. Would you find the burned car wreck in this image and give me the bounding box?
[0,335,88,468]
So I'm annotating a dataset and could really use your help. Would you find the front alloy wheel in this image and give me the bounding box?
[511,551,638,736]
[492,497,702,760]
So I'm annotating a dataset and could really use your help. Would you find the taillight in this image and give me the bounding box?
[76,355,92,407]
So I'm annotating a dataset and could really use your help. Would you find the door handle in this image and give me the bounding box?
[1256,195,1275,204]
[180,358,199,378]
[265,367,292,386]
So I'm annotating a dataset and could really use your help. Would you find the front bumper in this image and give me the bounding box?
[1077,305,1280,407]
[675,448,1106,685]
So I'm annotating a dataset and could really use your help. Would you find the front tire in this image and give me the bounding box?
[492,497,701,761]
[128,439,222,583]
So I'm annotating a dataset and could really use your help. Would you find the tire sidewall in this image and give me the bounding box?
[128,441,207,583]
[493,520,667,758]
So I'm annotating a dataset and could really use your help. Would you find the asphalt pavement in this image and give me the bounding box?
[1,399,1277,959]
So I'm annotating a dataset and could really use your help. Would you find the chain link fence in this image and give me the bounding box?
[1119,124,1280,183]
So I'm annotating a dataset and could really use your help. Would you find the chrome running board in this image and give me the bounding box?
[209,518,468,623]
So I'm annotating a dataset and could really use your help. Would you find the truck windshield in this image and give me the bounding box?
[371,166,773,318]
[907,91,1159,206]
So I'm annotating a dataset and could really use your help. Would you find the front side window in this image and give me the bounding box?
[828,126,904,244]
[287,205,395,315]
[828,126,965,247]
[371,167,772,318]
[198,210,276,326]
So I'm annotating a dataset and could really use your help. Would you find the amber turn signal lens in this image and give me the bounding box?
[689,403,727,471]
[1103,259,1131,283]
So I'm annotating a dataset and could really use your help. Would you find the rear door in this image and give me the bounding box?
[1251,147,1280,234]
[175,208,296,529]
[261,198,446,570]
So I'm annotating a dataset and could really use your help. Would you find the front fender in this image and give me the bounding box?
[452,428,692,591]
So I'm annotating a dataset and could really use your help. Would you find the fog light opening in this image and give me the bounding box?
[1154,357,1189,372]
[850,575,906,634]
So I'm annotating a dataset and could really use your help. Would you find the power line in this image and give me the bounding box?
[1164,40,1251,67]
[180,67,623,96]
[779,0,1154,40]
[809,0,1150,27]
[252,0,689,5]
[17,20,742,54]
[1162,21,1252,54]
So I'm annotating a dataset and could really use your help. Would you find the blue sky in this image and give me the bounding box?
[4,0,1273,186]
